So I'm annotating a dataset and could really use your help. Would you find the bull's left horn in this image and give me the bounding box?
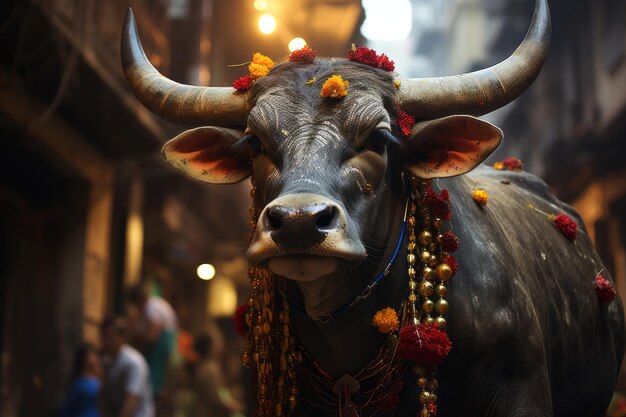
[398,0,550,121]
[121,8,250,127]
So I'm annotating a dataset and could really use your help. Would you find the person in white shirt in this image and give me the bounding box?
[127,285,178,397]
[101,317,155,417]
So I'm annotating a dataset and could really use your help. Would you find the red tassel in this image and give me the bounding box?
[553,213,577,240]
[446,255,458,275]
[233,303,249,337]
[398,324,451,364]
[595,274,617,303]
[423,187,452,221]
[441,231,459,253]
[397,109,416,137]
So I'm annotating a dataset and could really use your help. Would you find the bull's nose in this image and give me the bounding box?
[266,203,338,248]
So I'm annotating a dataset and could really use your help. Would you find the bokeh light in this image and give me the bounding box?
[258,14,276,35]
[288,37,307,52]
[196,263,216,280]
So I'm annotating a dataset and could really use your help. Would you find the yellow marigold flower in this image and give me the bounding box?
[251,52,274,70]
[372,307,399,334]
[321,75,349,98]
[248,62,270,79]
[473,189,488,206]
[394,80,401,88]
[493,161,504,170]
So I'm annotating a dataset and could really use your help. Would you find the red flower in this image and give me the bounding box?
[398,324,452,364]
[377,53,395,71]
[554,213,577,240]
[441,232,459,253]
[446,255,458,275]
[348,46,379,67]
[289,46,317,63]
[232,75,253,92]
[502,157,523,171]
[233,303,249,337]
[427,402,438,416]
[397,108,416,137]
[347,46,395,72]
[595,274,617,303]
[423,187,452,221]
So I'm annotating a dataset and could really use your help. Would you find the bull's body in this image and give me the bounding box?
[120,0,625,415]
[288,166,625,417]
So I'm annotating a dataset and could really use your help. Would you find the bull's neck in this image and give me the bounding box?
[289,184,408,378]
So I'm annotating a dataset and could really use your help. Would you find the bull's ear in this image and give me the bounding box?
[162,127,252,184]
[403,115,502,179]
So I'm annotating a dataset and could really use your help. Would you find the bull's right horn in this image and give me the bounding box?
[398,0,551,121]
[122,8,250,127]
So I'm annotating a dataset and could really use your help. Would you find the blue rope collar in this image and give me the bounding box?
[281,197,410,323]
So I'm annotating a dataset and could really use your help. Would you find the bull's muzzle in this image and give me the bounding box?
[247,193,366,280]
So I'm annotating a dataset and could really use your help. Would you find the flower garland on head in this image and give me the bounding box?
[348,44,395,72]
[289,46,317,63]
[232,52,274,92]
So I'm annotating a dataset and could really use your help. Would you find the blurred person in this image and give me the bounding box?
[194,332,245,417]
[58,344,102,417]
[101,317,155,417]
[127,284,179,399]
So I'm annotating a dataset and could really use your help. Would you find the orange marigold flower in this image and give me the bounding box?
[493,161,504,170]
[372,307,399,334]
[472,189,488,206]
[321,75,349,98]
[251,52,274,70]
[248,62,270,79]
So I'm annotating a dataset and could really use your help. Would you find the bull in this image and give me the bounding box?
[121,0,625,415]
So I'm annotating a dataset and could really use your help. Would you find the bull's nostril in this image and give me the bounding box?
[316,207,336,229]
[268,214,282,230]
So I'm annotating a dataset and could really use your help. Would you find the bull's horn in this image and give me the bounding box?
[398,0,550,121]
[121,8,250,127]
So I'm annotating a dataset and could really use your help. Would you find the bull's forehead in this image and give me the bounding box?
[249,88,389,151]
[247,60,396,156]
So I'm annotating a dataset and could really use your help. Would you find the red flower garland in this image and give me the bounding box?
[232,75,253,92]
[398,324,452,364]
[397,108,416,137]
[554,213,577,241]
[441,231,459,253]
[348,46,395,72]
[233,303,249,337]
[377,53,395,72]
[595,274,617,303]
[423,187,452,221]
[446,255,458,275]
[289,46,317,63]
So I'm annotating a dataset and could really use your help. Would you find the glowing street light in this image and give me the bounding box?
[197,263,216,280]
[288,37,307,52]
[258,14,276,35]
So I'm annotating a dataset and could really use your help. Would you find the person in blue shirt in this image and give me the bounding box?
[58,344,102,417]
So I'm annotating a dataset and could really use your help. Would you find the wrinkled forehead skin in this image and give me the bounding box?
[247,59,397,199]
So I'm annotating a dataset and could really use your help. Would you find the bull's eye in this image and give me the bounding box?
[367,129,390,154]
[244,134,263,153]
